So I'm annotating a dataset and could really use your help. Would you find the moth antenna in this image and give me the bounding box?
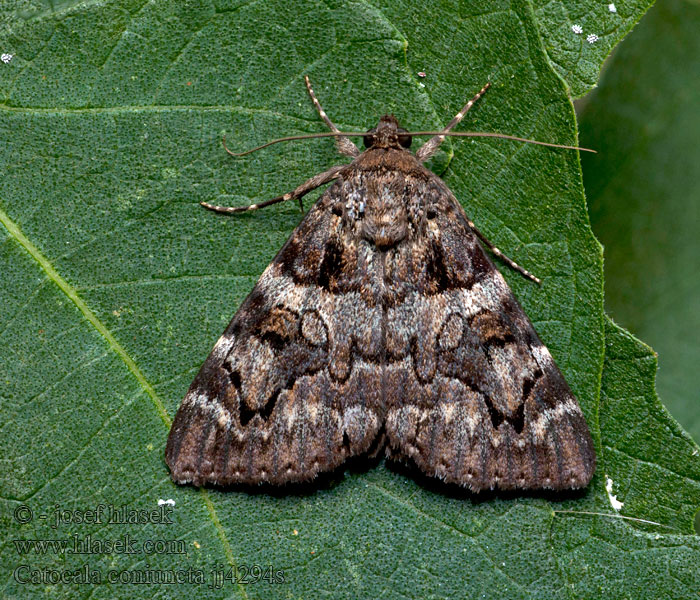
[222,132,365,157]
[408,131,596,153]
[222,131,594,157]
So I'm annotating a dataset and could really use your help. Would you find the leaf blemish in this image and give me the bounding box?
[605,476,624,511]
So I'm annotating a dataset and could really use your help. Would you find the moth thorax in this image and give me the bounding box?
[359,201,409,250]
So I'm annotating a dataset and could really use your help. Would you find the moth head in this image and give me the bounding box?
[363,115,412,150]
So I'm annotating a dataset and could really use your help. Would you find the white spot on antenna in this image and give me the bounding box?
[1,53,13,64]
[605,477,624,511]
[158,499,176,506]
[608,3,617,13]
[587,33,599,44]
[572,24,583,34]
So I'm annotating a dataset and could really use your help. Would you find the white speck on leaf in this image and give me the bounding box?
[605,477,624,511]
[587,34,599,44]
[158,499,176,506]
[572,24,583,34]
[1,53,13,63]
[608,3,617,13]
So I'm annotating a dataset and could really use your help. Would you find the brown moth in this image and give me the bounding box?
[165,77,596,492]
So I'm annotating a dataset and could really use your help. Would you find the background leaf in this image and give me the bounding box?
[1,1,697,598]
[579,0,700,443]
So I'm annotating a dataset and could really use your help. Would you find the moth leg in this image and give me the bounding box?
[200,164,345,214]
[304,75,361,158]
[465,217,542,284]
[416,82,491,162]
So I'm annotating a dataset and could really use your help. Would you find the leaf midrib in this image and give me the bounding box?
[0,206,248,600]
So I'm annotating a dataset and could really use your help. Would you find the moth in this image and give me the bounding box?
[165,77,596,492]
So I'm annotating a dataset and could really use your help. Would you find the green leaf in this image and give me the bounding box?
[600,318,700,534]
[579,0,700,442]
[1,1,697,599]
[550,318,700,599]
[532,0,655,97]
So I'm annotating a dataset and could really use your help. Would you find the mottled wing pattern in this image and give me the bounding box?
[166,182,385,486]
[167,143,595,491]
[383,178,596,491]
